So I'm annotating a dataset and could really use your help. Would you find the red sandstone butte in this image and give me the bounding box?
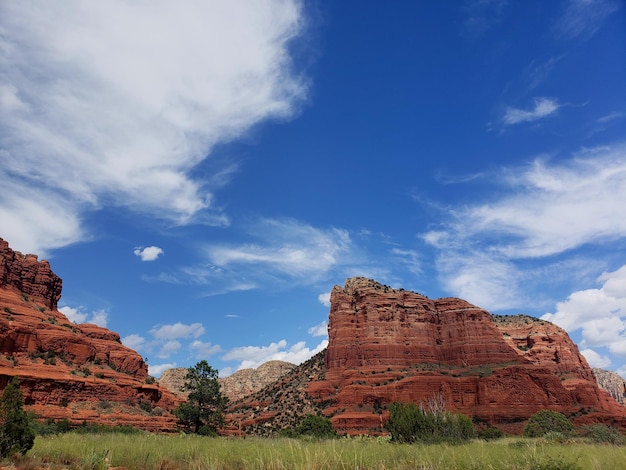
[0,237,180,431]
[307,277,626,435]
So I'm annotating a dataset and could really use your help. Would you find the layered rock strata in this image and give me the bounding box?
[228,278,626,436]
[0,238,179,431]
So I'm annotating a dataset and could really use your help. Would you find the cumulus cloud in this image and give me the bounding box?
[318,292,331,307]
[157,340,182,359]
[134,246,164,262]
[503,97,559,125]
[581,348,612,369]
[221,338,328,371]
[121,334,146,351]
[307,321,328,337]
[149,322,206,340]
[542,265,626,358]
[189,340,221,358]
[422,144,626,310]
[59,306,108,327]
[124,321,214,360]
[148,362,177,378]
[0,0,308,254]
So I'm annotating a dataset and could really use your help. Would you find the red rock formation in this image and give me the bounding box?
[308,278,626,435]
[0,238,62,310]
[0,237,180,431]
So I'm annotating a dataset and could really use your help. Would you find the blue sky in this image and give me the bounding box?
[1,1,625,378]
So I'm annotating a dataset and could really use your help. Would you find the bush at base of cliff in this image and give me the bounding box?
[385,402,476,443]
[580,424,626,445]
[281,414,336,439]
[0,377,35,457]
[523,410,574,438]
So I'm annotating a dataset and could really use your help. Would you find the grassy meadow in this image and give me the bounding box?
[1,433,625,470]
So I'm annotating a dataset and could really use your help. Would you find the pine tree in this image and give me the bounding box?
[0,377,35,457]
[173,361,228,435]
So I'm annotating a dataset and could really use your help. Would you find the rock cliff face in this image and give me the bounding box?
[159,361,295,402]
[0,239,62,310]
[594,368,626,405]
[228,278,626,436]
[0,237,179,431]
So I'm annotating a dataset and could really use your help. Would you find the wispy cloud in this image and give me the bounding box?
[134,246,164,262]
[462,0,509,36]
[422,144,626,310]
[207,218,352,279]
[555,0,620,41]
[598,111,626,124]
[0,0,308,255]
[503,97,560,125]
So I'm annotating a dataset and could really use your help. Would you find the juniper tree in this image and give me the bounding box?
[0,377,35,457]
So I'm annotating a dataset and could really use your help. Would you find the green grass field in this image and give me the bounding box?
[2,434,625,470]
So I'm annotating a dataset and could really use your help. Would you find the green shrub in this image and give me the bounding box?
[297,414,336,439]
[385,402,476,443]
[580,423,625,445]
[478,426,504,440]
[523,410,574,438]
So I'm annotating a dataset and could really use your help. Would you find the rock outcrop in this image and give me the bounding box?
[228,278,626,436]
[594,368,626,405]
[0,239,62,310]
[160,361,296,402]
[0,237,179,431]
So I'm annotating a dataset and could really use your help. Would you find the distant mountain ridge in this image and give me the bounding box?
[159,360,296,402]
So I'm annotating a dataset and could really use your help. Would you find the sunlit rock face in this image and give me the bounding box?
[313,278,626,435]
[228,277,626,436]
[0,237,180,432]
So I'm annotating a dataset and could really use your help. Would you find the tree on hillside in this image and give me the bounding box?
[0,377,35,457]
[173,361,228,435]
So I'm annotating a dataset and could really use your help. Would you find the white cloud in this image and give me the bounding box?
[148,362,177,378]
[221,338,328,371]
[59,305,108,327]
[422,144,626,310]
[208,218,352,280]
[121,334,146,351]
[157,340,182,359]
[503,97,559,125]
[307,321,328,337]
[189,340,221,358]
[0,0,308,254]
[318,292,331,307]
[134,246,164,262]
[542,265,626,358]
[150,322,206,340]
[581,348,612,369]
[555,0,620,40]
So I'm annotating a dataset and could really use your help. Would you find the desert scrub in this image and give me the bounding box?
[9,433,624,469]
